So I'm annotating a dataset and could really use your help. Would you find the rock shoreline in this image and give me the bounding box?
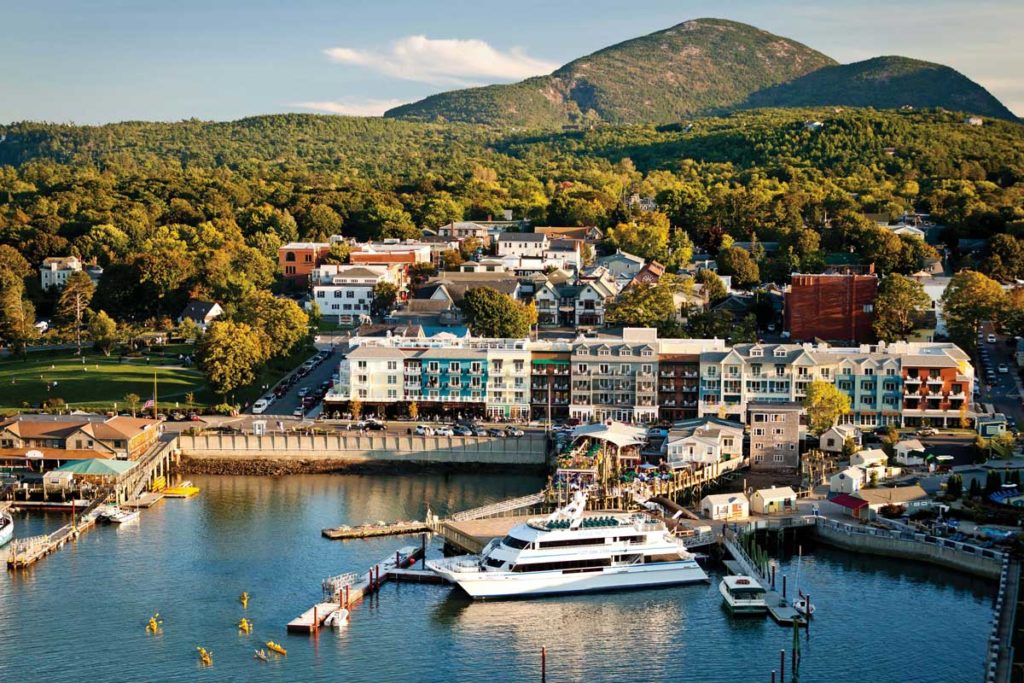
[179,456,545,476]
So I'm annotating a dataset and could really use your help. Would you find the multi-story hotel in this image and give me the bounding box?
[332,331,974,429]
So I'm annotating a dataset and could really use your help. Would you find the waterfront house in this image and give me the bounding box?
[700,492,749,521]
[854,484,930,517]
[894,438,927,466]
[662,417,744,469]
[829,466,866,494]
[0,414,162,471]
[819,424,861,454]
[750,486,798,515]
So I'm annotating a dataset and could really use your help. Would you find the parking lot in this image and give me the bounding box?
[976,323,1023,429]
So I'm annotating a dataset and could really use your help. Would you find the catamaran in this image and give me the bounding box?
[0,509,13,548]
[427,492,708,598]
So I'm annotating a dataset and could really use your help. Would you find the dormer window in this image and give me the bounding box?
[598,347,610,357]
[773,348,787,358]
[750,347,763,358]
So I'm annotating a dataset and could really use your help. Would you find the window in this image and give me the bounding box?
[620,364,629,374]
[641,364,652,374]
[774,454,786,462]
[773,428,784,436]
[357,375,367,383]
[865,368,874,376]
[753,428,765,436]
[285,252,296,262]
[514,360,524,372]
[428,362,440,373]
[358,389,367,398]
[357,361,367,369]
[577,364,587,373]
[753,414,766,422]
[863,304,874,313]
[304,254,313,263]
[450,362,461,373]
[750,348,763,357]
[387,376,396,385]
[387,361,397,371]
[826,438,836,447]
[492,360,503,372]
[387,389,397,399]
[285,266,296,275]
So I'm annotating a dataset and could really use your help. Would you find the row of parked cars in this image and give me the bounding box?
[252,351,334,415]
[415,422,524,438]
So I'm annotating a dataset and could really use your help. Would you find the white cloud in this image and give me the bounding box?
[291,99,409,117]
[323,35,557,86]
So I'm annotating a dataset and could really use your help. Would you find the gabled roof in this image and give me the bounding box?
[830,493,868,510]
[753,486,797,501]
[854,485,929,506]
[179,299,221,322]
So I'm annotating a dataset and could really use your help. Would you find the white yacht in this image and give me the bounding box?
[0,509,13,548]
[719,575,767,614]
[428,492,708,599]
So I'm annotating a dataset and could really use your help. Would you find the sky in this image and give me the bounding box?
[1,0,1021,124]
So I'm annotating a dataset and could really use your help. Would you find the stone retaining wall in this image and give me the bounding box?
[177,432,548,470]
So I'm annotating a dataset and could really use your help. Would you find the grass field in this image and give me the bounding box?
[0,353,207,413]
[0,342,319,413]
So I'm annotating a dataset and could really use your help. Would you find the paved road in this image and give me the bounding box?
[976,323,1023,427]
[260,350,341,417]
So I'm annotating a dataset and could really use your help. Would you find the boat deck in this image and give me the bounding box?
[723,559,806,626]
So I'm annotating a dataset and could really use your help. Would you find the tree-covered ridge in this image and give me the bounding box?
[740,56,1016,120]
[385,18,836,127]
[384,18,1015,127]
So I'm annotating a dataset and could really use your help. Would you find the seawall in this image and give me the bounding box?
[814,517,1003,580]
[177,432,548,474]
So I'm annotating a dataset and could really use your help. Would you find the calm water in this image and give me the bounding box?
[0,473,995,682]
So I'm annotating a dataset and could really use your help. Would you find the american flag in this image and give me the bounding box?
[143,399,155,409]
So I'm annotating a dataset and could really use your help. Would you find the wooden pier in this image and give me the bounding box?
[6,496,106,569]
[322,521,429,540]
[123,492,164,509]
[288,544,426,632]
[722,535,807,626]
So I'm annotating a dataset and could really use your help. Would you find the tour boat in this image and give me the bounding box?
[427,492,708,599]
[0,510,13,548]
[719,575,768,614]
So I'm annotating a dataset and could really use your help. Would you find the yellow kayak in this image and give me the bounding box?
[266,641,287,656]
[145,614,162,633]
[197,646,213,666]
[238,618,253,634]
[240,592,249,608]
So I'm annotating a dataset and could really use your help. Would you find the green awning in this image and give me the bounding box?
[532,359,569,365]
[55,459,137,477]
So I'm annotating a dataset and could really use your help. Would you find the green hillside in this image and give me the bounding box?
[385,19,1016,127]
[741,56,1016,120]
[385,18,836,126]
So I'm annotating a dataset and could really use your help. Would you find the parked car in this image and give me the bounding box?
[453,425,473,437]
[504,426,525,438]
[988,334,998,343]
[365,420,386,431]
[252,399,270,414]
[297,387,310,398]
[292,407,304,418]
[435,426,455,436]
[999,364,1009,374]
[487,428,505,437]
[415,425,434,436]
[647,427,669,439]
[916,427,938,437]
[471,427,488,437]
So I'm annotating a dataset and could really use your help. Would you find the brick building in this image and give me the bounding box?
[785,267,878,343]
[278,241,332,283]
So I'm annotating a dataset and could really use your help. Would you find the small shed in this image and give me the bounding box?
[829,466,865,494]
[851,448,888,468]
[700,492,749,521]
[43,469,74,492]
[750,486,798,515]
[894,438,927,466]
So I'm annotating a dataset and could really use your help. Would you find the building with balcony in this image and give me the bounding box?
[310,264,402,322]
[529,342,572,423]
[569,329,659,424]
[486,344,531,419]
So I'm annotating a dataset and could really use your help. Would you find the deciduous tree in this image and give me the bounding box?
[873,274,931,342]
[57,270,95,354]
[88,310,118,356]
[941,270,1006,347]
[803,380,851,435]
[459,287,537,338]
[235,291,309,359]
[196,320,267,398]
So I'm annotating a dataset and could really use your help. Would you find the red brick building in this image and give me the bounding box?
[785,268,878,343]
[278,242,332,283]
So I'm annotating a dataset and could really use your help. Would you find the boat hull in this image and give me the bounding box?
[429,559,708,599]
[0,515,12,548]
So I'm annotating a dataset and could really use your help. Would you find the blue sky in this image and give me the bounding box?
[1,0,1021,123]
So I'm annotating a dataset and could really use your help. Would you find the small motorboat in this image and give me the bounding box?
[0,510,13,548]
[793,594,816,617]
[197,646,213,666]
[324,608,349,628]
[254,649,269,662]
[101,507,140,524]
[266,641,287,656]
[719,575,768,614]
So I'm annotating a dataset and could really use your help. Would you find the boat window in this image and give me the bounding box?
[614,535,644,544]
[537,537,607,549]
[484,557,505,569]
[501,535,530,550]
[511,558,611,573]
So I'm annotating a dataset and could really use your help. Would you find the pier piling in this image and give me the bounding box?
[541,646,547,683]
[782,575,786,598]
[780,649,785,679]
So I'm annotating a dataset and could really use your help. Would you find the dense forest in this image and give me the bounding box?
[0,107,1022,330]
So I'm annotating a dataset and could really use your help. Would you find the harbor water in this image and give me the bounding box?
[0,473,995,682]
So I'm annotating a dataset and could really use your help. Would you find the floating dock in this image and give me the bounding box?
[288,544,426,632]
[7,512,98,569]
[322,521,429,540]
[123,492,164,509]
[722,536,808,626]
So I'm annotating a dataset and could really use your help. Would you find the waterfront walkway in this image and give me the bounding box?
[989,556,1020,683]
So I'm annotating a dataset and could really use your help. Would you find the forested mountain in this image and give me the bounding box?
[1,107,1022,327]
[385,19,836,126]
[741,56,1016,119]
[384,19,1016,126]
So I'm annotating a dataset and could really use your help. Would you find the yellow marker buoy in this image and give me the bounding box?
[197,646,213,666]
[266,641,287,656]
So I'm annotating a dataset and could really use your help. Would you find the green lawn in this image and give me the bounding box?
[0,352,207,413]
